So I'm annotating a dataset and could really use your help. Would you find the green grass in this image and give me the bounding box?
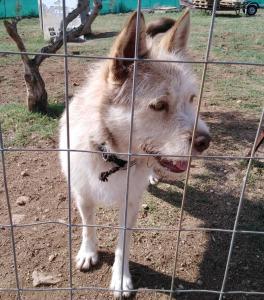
[0,103,61,147]
[204,64,264,111]
[210,13,264,62]
[0,18,44,52]
[0,18,44,64]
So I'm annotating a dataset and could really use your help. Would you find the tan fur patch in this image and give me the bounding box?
[107,12,148,84]
[159,9,190,53]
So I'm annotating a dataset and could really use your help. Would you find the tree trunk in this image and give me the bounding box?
[4,1,102,114]
[4,20,48,113]
[82,0,102,37]
[79,0,90,24]
[24,61,48,113]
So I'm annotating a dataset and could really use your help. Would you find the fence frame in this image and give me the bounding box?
[0,0,264,299]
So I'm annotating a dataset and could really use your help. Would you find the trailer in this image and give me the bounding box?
[193,0,241,14]
[193,0,263,15]
[242,0,264,15]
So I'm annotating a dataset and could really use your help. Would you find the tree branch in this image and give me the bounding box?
[81,0,102,36]
[59,0,89,33]
[34,0,90,66]
[4,20,30,64]
[5,0,102,67]
[3,0,101,113]
[33,24,85,66]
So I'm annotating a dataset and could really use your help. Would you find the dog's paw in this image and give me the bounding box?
[76,248,98,271]
[149,175,159,185]
[110,272,133,299]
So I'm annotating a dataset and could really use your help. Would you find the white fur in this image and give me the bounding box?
[59,11,210,298]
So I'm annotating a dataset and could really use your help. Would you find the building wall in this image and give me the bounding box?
[0,0,39,18]
[0,0,180,19]
[101,0,180,14]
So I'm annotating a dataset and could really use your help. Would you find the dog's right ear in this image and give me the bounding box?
[107,12,148,84]
[159,9,190,53]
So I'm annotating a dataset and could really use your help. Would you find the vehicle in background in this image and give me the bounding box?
[193,0,263,16]
[242,0,264,15]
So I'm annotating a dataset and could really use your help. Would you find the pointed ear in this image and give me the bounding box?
[159,9,190,53]
[108,12,148,84]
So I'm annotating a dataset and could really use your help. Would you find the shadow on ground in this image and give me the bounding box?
[203,110,262,154]
[146,176,264,299]
[131,111,263,299]
[85,31,118,40]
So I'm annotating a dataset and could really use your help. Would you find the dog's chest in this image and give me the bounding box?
[88,163,151,206]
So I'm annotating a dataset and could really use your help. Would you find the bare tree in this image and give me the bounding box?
[80,0,102,37]
[60,0,103,37]
[4,0,102,113]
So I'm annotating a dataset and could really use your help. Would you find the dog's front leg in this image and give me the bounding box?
[110,202,139,298]
[75,194,98,271]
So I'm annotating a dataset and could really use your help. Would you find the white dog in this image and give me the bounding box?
[59,10,210,298]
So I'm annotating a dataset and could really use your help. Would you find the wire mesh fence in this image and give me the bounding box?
[0,0,264,299]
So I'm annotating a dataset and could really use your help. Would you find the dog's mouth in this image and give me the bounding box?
[143,146,188,173]
[158,158,188,173]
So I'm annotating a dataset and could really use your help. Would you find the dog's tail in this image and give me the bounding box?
[146,18,176,38]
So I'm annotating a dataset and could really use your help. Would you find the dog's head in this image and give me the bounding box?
[102,10,211,173]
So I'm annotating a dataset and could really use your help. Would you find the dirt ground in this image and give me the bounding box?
[0,107,263,300]
[0,17,264,300]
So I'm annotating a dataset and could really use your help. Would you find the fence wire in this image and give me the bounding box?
[62,1,74,299]
[0,1,263,299]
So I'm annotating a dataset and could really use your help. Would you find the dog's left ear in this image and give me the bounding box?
[159,9,190,53]
[108,12,148,84]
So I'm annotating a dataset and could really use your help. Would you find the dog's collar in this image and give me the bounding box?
[97,143,135,182]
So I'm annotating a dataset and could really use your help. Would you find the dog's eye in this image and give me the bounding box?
[149,101,168,112]
[190,95,196,103]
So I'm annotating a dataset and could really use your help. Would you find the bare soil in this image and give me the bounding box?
[0,55,95,106]
[0,108,263,300]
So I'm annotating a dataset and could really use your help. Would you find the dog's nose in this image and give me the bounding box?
[193,132,211,153]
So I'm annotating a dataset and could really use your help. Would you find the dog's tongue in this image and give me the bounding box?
[159,159,188,173]
[176,160,188,171]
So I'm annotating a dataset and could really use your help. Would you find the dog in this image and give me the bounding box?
[59,9,211,298]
